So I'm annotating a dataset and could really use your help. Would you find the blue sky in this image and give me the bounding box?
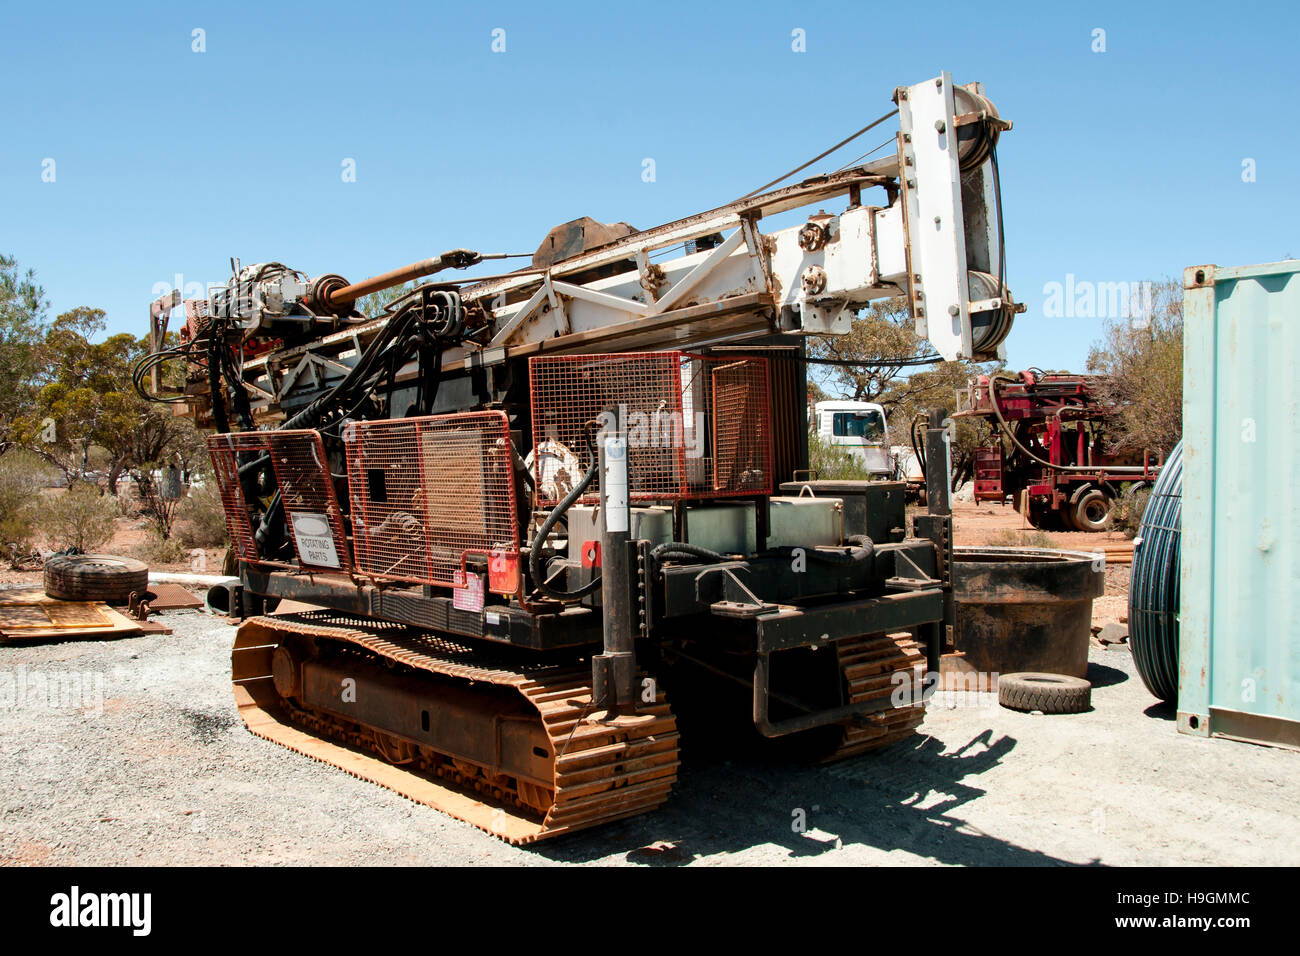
[3,0,1297,379]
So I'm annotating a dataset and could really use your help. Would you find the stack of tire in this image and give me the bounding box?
[43,554,149,604]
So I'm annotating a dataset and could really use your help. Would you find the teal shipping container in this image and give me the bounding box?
[1180,260,1300,748]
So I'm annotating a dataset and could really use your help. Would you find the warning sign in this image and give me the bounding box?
[289,512,342,569]
[452,571,485,612]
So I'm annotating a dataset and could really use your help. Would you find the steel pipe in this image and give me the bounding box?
[325,250,498,307]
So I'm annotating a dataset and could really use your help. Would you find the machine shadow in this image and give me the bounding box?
[533,726,1100,867]
[1086,660,1129,688]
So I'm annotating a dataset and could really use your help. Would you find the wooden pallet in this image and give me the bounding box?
[0,589,146,642]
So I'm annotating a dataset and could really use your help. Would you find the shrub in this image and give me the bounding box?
[43,483,119,552]
[807,431,878,481]
[132,464,181,540]
[1112,484,1152,540]
[176,482,230,549]
[115,490,141,518]
[987,528,1060,549]
[0,454,44,566]
[133,530,189,565]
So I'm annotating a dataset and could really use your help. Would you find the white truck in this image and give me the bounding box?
[812,400,893,476]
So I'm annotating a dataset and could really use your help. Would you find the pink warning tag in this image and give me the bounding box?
[452,571,485,612]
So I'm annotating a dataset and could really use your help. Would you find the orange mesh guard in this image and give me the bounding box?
[207,430,351,572]
[528,352,772,503]
[343,412,520,593]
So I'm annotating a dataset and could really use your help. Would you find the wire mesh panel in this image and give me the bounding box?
[343,412,520,593]
[710,359,772,493]
[207,430,351,571]
[529,351,772,503]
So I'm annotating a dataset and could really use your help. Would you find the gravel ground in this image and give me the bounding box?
[2,597,1297,867]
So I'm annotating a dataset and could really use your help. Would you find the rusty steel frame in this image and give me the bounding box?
[207,430,352,573]
[343,411,521,593]
[528,351,773,503]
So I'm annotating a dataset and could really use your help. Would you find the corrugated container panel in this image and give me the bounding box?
[1180,260,1300,748]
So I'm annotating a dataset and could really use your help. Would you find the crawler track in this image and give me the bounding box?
[232,611,678,844]
[823,632,927,761]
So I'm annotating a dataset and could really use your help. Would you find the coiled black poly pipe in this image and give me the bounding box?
[1128,441,1183,703]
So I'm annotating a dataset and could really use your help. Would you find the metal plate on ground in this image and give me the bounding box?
[143,582,204,610]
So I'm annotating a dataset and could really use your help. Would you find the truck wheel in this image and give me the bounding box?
[1070,488,1113,532]
[43,554,149,604]
[1026,498,1055,530]
[998,672,1092,714]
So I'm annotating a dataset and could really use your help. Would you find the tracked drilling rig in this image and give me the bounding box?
[141,72,1019,842]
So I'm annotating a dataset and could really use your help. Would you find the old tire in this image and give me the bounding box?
[1070,489,1113,532]
[43,554,149,604]
[998,672,1092,714]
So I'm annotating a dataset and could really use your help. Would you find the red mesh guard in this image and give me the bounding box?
[529,351,772,503]
[343,412,520,592]
[207,430,351,572]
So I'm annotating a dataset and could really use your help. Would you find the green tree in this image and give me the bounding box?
[876,360,999,489]
[808,296,1000,488]
[0,451,47,566]
[0,255,48,454]
[356,281,418,317]
[18,309,206,496]
[806,296,925,402]
[1086,278,1183,457]
[17,307,110,483]
[44,483,118,552]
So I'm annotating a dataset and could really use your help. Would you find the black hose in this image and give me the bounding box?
[528,440,601,602]
[910,414,928,481]
[280,302,421,432]
[413,338,443,415]
[650,541,730,564]
[208,337,229,433]
[840,534,876,562]
[254,491,284,553]
[222,344,255,431]
[1128,440,1183,703]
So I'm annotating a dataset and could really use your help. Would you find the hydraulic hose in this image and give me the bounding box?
[528,432,601,602]
[910,413,929,481]
[280,304,419,431]
[208,337,230,433]
[650,542,730,565]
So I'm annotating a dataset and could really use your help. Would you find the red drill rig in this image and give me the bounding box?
[955,369,1162,531]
